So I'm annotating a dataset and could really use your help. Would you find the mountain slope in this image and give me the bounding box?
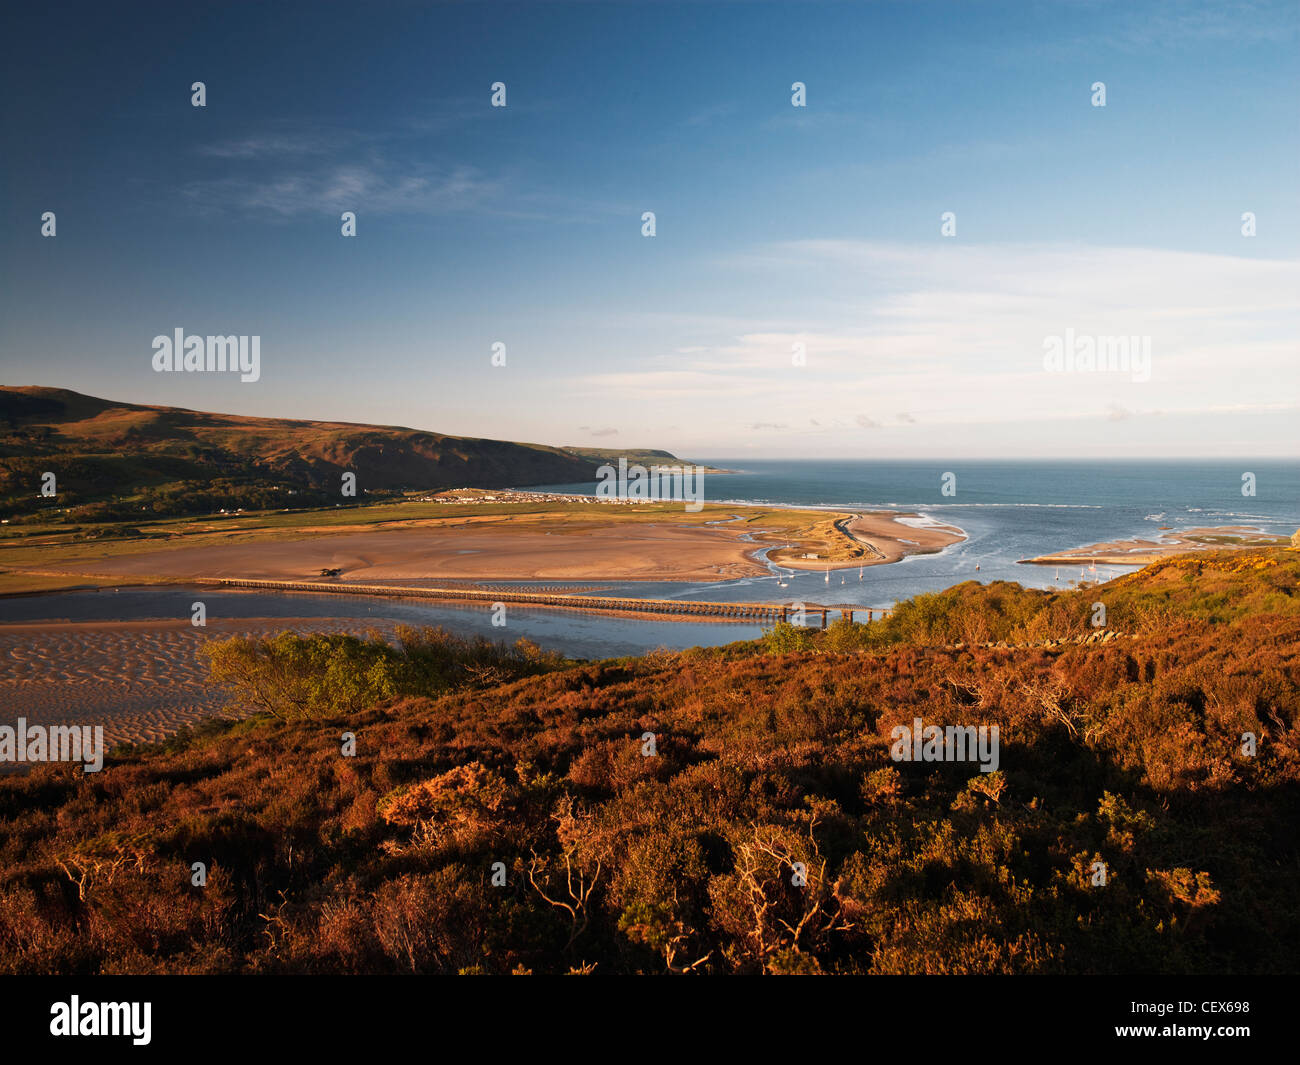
[0,386,675,519]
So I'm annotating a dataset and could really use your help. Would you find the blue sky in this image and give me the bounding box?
[2,0,1297,458]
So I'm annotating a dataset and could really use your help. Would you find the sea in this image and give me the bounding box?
[4,460,1296,657]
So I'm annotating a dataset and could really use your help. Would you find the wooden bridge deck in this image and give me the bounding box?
[196,577,892,625]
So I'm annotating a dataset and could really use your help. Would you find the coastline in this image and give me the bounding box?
[1019,525,1288,565]
[0,498,966,594]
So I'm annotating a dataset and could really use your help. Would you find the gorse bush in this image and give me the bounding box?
[761,620,817,654]
[203,625,566,719]
[761,583,1088,654]
[757,549,1300,654]
[204,632,401,719]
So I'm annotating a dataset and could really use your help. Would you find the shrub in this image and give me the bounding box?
[203,625,567,720]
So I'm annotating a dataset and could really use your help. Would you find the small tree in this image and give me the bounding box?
[203,632,402,719]
[762,620,815,654]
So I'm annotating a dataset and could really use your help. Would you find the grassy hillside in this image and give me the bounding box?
[0,387,686,521]
[560,446,733,474]
[1,549,1297,974]
[560,446,686,467]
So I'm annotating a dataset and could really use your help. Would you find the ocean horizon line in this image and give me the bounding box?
[688,456,1300,465]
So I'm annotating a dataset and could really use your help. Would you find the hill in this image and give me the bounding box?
[561,446,735,474]
[1,548,1296,974]
[0,387,694,521]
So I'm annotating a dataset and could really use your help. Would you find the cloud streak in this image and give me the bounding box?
[564,240,1300,454]
[181,159,502,217]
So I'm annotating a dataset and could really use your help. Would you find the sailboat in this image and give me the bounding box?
[824,567,830,584]
[858,565,863,581]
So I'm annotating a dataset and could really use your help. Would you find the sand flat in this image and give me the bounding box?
[844,513,966,563]
[48,522,769,583]
[4,500,969,593]
[1022,525,1287,565]
[771,513,965,570]
[0,617,399,752]
[40,510,964,584]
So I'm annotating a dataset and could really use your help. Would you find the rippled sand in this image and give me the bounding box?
[0,618,399,751]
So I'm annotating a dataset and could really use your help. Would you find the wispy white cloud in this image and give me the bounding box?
[684,102,739,127]
[181,159,502,217]
[1102,0,1299,47]
[563,240,1300,455]
[197,133,343,159]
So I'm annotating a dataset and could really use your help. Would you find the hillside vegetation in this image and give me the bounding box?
[0,387,692,521]
[0,549,1297,974]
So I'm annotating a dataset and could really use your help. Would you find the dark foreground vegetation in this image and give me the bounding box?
[0,550,1297,974]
